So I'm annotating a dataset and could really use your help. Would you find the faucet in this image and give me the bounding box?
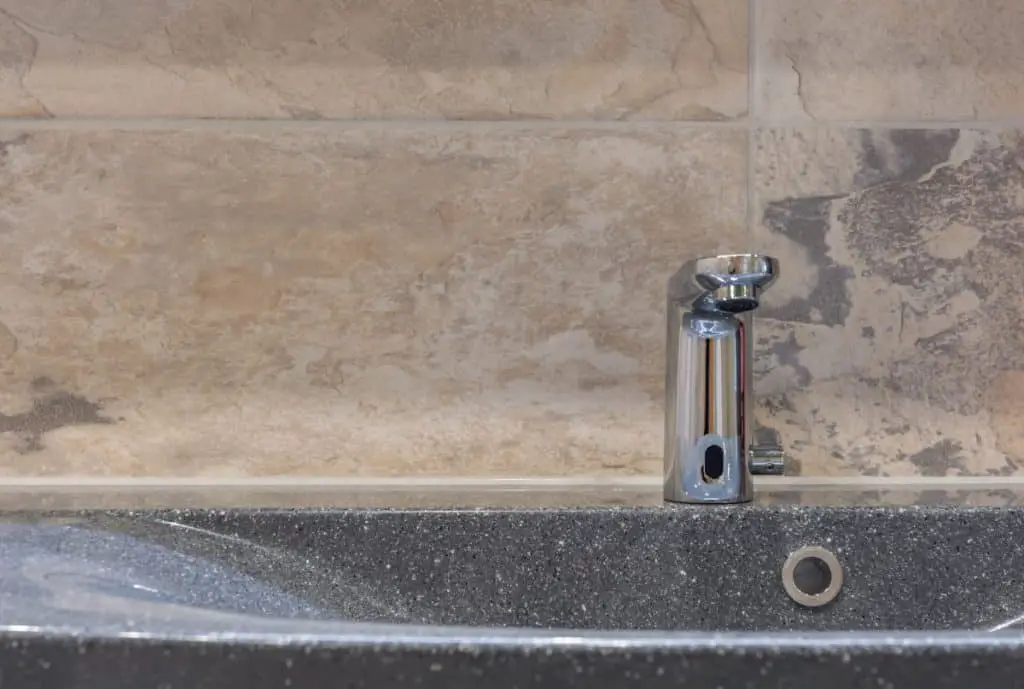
[664,253,783,504]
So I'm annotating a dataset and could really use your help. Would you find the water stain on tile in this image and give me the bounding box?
[987,460,1020,477]
[755,128,1024,476]
[904,439,967,477]
[852,130,960,188]
[0,377,113,453]
[761,194,853,325]
[0,133,29,159]
[767,331,811,385]
[0,322,17,360]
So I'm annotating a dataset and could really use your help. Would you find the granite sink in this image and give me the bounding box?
[0,481,1020,688]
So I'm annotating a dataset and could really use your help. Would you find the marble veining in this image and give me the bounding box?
[0,0,1023,478]
[0,126,745,477]
[0,0,747,120]
[755,128,1024,476]
[758,0,1024,121]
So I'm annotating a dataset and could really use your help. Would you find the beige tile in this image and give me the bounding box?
[753,126,1024,476]
[757,0,1024,121]
[0,0,747,120]
[0,124,747,477]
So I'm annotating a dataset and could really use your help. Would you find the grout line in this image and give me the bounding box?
[0,477,662,490]
[0,476,1021,490]
[751,120,1018,129]
[745,0,757,245]
[0,118,1015,132]
[745,125,756,246]
[754,476,1024,489]
[0,118,748,132]
[748,0,759,122]
[746,127,755,242]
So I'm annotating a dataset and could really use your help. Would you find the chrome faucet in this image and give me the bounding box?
[664,253,783,504]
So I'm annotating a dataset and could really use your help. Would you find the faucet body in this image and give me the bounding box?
[664,254,779,504]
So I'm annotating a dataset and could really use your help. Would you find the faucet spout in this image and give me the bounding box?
[668,254,778,312]
[664,253,779,504]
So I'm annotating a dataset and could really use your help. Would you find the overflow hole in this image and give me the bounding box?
[792,556,832,596]
[782,546,844,608]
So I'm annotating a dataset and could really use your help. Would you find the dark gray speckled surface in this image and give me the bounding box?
[138,504,1024,632]
[0,485,1020,688]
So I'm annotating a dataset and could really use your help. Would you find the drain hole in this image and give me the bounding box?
[782,546,844,608]
[793,556,831,596]
[702,444,725,481]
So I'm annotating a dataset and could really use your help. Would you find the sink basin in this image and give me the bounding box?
[0,482,1020,688]
[81,502,1023,632]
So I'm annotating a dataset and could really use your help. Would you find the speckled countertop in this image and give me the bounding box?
[0,478,1020,689]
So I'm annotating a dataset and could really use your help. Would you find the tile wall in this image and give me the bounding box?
[0,0,1019,477]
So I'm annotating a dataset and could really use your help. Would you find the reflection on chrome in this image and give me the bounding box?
[664,253,781,504]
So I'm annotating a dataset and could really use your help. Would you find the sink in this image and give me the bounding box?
[83,502,1024,632]
[0,482,1021,688]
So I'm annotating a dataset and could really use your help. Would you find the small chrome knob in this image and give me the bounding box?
[750,427,786,475]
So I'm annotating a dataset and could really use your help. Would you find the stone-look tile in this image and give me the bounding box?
[0,125,746,477]
[757,0,1024,121]
[754,127,1024,476]
[0,0,747,120]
